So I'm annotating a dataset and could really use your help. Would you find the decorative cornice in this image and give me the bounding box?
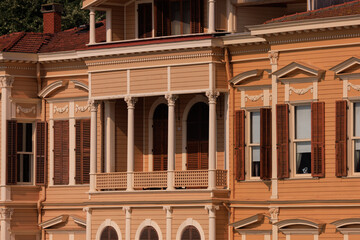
[230,214,264,229]
[53,105,69,114]
[348,82,360,91]
[124,96,138,109]
[269,32,360,45]
[0,75,14,88]
[0,65,36,71]
[245,94,264,102]
[231,48,270,55]
[206,91,220,104]
[17,105,36,114]
[39,215,68,229]
[75,104,90,113]
[165,94,178,106]
[289,85,313,95]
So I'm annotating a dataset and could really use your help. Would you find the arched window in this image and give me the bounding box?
[140,226,159,240]
[187,102,209,170]
[181,226,201,240]
[153,104,168,171]
[100,226,119,240]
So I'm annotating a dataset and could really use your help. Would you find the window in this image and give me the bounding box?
[138,3,153,38]
[170,0,191,35]
[140,226,159,240]
[181,226,201,240]
[17,123,33,183]
[294,105,311,175]
[249,111,260,178]
[100,226,118,240]
[352,102,360,173]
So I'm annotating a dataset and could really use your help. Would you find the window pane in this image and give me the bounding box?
[251,112,260,144]
[354,103,360,137]
[251,146,260,177]
[296,142,311,174]
[295,105,311,139]
[25,123,33,152]
[171,1,181,35]
[22,154,31,182]
[182,0,191,34]
[355,140,360,172]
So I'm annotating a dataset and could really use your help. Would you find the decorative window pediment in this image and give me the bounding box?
[330,57,360,80]
[39,214,86,229]
[275,219,324,235]
[331,218,360,234]
[230,214,271,235]
[273,62,325,82]
[230,69,271,88]
[38,80,89,98]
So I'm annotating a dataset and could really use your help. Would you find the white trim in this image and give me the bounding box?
[71,80,89,92]
[38,80,65,98]
[39,215,68,229]
[49,103,54,186]
[95,219,122,240]
[148,97,167,171]
[175,218,205,240]
[135,0,154,39]
[181,95,208,170]
[69,101,76,185]
[135,219,163,240]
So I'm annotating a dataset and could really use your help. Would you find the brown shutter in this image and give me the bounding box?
[7,120,17,185]
[311,102,325,177]
[54,120,69,185]
[276,104,289,179]
[154,0,170,37]
[336,100,347,177]
[190,0,203,33]
[260,108,272,180]
[75,119,91,184]
[187,141,199,170]
[234,110,245,181]
[36,122,47,185]
[200,141,208,170]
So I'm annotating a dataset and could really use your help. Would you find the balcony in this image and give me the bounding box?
[95,170,227,191]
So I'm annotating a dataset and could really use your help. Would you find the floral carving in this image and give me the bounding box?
[245,94,264,102]
[53,105,69,114]
[348,82,360,91]
[16,106,36,114]
[289,85,313,95]
[75,104,90,113]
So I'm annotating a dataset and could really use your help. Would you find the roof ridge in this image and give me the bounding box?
[3,32,26,52]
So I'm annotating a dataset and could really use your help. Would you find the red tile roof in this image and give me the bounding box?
[265,0,360,24]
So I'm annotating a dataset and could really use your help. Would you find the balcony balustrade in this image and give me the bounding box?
[95,170,227,191]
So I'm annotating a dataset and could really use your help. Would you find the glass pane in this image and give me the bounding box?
[17,155,21,182]
[22,154,31,182]
[251,112,260,144]
[354,103,360,137]
[251,146,260,177]
[25,123,33,152]
[182,0,191,34]
[355,140,360,172]
[295,105,311,139]
[296,142,311,174]
[171,1,181,35]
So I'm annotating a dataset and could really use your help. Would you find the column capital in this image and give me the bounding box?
[123,206,132,213]
[269,207,279,222]
[165,94,178,106]
[163,206,173,213]
[0,208,13,220]
[0,75,14,88]
[205,205,219,213]
[206,91,219,104]
[89,8,95,14]
[83,207,92,213]
[268,51,279,65]
[124,96,138,109]
[88,100,99,112]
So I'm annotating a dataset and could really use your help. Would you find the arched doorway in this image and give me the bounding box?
[140,226,159,240]
[100,226,119,240]
[181,226,201,240]
[153,104,168,171]
[187,102,209,170]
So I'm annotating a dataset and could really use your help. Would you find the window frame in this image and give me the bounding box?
[245,109,261,180]
[135,0,155,39]
[349,101,360,177]
[290,104,312,178]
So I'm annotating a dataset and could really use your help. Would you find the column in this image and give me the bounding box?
[165,94,177,190]
[89,8,96,44]
[208,0,216,33]
[106,9,112,42]
[89,100,99,192]
[0,76,14,201]
[163,206,172,240]
[83,207,92,240]
[69,101,76,185]
[123,207,132,240]
[269,207,279,240]
[125,97,137,191]
[269,51,279,200]
[105,101,116,173]
[0,208,13,240]
[206,91,219,190]
[205,205,219,240]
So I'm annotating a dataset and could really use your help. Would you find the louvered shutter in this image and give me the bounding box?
[234,110,245,181]
[154,0,170,37]
[153,119,168,171]
[54,120,69,185]
[75,119,90,184]
[336,100,347,177]
[36,122,47,185]
[190,0,203,33]
[260,108,272,180]
[311,102,325,177]
[200,141,208,170]
[7,120,17,185]
[276,104,289,179]
[187,141,199,170]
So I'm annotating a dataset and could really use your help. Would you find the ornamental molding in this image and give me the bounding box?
[165,94,178,106]
[245,93,264,102]
[87,52,223,67]
[289,85,313,95]
[124,96,138,108]
[75,104,90,113]
[0,75,14,88]
[38,80,66,98]
[53,105,69,114]
[269,207,279,221]
[0,66,36,71]
[268,51,279,65]
[71,80,89,92]
[231,48,270,55]
[206,91,220,104]
[88,99,99,112]
[347,82,360,91]
[0,208,13,220]
[17,105,36,114]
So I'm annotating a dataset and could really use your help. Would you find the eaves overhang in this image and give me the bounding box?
[0,52,38,63]
[222,32,266,46]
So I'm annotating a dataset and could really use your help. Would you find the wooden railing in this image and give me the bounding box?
[95,170,227,191]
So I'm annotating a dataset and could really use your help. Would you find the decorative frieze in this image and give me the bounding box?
[289,85,313,95]
[53,105,69,114]
[16,105,36,114]
[245,93,264,102]
[348,82,360,91]
[75,104,90,113]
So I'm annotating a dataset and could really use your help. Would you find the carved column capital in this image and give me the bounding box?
[268,51,279,65]
[83,207,92,213]
[0,75,14,88]
[269,207,279,222]
[88,99,99,112]
[206,91,220,104]
[165,94,178,106]
[0,208,13,220]
[205,205,220,215]
[124,96,138,109]
[163,206,173,213]
[123,206,132,213]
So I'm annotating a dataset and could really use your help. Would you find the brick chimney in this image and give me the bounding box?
[41,3,63,34]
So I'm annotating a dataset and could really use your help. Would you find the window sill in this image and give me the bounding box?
[282,177,319,181]
[49,184,90,188]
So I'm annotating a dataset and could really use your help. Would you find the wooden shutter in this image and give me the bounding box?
[260,108,272,180]
[311,102,325,177]
[200,141,208,169]
[153,118,168,171]
[7,120,17,185]
[36,122,47,185]
[138,3,153,38]
[234,110,245,181]
[190,0,203,33]
[276,104,289,179]
[75,119,90,184]
[54,120,69,185]
[154,0,170,36]
[187,141,199,170]
[336,100,347,177]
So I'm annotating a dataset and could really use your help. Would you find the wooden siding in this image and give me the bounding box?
[216,63,227,89]
[91,71,127,97]
[171,64,209,91]
[11,209,38,232]
[130,67,167,94]
[111,6,125,41]
[125,2,135,40]
[115,100,127,172]
[12,77,38,98]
